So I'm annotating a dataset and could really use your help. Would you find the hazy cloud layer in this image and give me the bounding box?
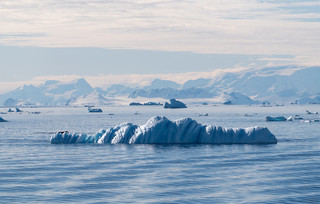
[0,65,301,94]
[0,0,319,64]
[0,67,248,94]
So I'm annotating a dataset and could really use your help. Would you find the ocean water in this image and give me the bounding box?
[0,105,320,203]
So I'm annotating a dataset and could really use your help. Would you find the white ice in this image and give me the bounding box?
[51,116,277,144]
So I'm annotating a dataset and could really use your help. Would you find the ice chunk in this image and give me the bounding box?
[266,116,287,122]
[88,107,102,112]
[164,99,187,109]
[15,108,23,112]
[51,116,277,144]
[0,116,7,122]
[286,116,293,121]
[306,110,318,114]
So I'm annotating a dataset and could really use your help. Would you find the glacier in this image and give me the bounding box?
[50,116,277,144]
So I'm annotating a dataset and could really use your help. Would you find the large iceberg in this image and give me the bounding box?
[51,116,277,144]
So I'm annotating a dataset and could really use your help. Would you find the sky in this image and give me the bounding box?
[0,0,320,92]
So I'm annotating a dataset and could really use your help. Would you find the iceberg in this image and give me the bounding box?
[51,116,277,144]
[0,116,7,122]
[144,102,162,106]
[88,107,102,113]
[15,108,23,112]
[129,102,143,106]
[266,116,287,122]
[306,110,318,114]
[286,116,294,121]
[164,99,187,109]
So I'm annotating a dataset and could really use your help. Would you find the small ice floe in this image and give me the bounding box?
[266,116,287,122]
[129,102,143,106]
[286,116,294,121]
[0,116,7,122]
[28,111,40,114]
[198,113,209,117]
[8,108,14,112]
[293,115,304,120]
[164,99,187,109]
[84,105,94,108]
[51,116,277,144]
[287,115,304,121]
[144,102,162,106]
[88,107,102,113]
[286,116,304,121]
[15,108,23,112]
[303,119,320,123]
[306,110,319,114]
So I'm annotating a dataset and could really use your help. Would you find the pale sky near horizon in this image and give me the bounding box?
[0,0,320,91]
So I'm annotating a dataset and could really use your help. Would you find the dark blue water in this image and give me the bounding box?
[0,105,320,203]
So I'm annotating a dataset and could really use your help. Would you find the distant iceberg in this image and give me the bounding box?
[164,99,187,109]
[88,107,102,113]
[51,116,277,144]
[306,110,318,114]
[129,102,143,106]
[15,108,23,112]
[266,116,287,122]
[0,116,7,122]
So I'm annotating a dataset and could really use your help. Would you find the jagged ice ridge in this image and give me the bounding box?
[50,116,277,144]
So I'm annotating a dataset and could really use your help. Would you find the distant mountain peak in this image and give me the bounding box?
[43,80,60,87]
[75,78,87,84]
[0,66,320,105]
[145,79,181,89]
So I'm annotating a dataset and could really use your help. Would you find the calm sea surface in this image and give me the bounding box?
[0,105,319,203]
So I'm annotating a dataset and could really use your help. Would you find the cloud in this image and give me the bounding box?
[0,0,319,65]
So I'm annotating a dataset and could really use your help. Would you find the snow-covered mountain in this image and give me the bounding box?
[144,79,181,90]
[65,91,112,106]
[0,78,95,106]
[44,78,93,97]
[0,66,319,106]
[208,66,320,103]
[182,78,211,89]
[129,66,320,104]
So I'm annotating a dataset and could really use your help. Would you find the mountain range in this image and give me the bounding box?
[0,66,319,106]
